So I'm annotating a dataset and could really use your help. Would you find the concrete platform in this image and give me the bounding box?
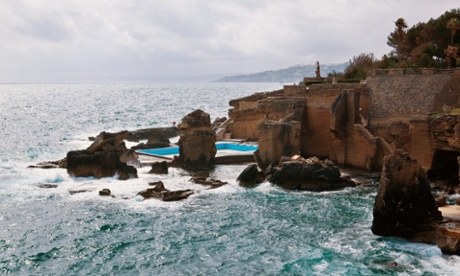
[440,205,460,221]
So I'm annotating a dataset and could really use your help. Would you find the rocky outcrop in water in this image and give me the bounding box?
[67,131,138,180]
[267,155,355,191]
[175,110,217,170]
[28,158,67,169]
[149,161,169,174]
[237,164,265,187]
[137,181,193,201]
[371,151,442,239]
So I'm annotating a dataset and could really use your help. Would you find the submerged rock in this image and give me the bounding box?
[29,158,67,169]
[99,188,112,196]
[190,176,228,189]
[36,184,58,189]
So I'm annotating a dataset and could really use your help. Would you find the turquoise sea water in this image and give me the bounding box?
[1,83,460,275]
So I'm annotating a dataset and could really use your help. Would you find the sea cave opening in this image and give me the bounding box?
[427,149,460,186]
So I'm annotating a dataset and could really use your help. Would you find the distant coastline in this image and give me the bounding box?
[213,62,347,83]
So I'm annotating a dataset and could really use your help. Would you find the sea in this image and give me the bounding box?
[1,82,459,275]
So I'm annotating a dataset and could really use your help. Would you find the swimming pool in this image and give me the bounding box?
[136,142,258,156]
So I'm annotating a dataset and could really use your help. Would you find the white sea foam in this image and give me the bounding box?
[2,82,460,275]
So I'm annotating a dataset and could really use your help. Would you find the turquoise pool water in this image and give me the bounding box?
[136,142,258,156]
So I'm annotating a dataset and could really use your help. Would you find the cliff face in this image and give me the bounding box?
[365,69,460,172]
[226,69,460,174]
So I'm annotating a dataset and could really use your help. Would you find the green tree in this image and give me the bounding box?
[394,18,408,67]
[385,9,460,68]
[342,53,377,81]
[447,17,460,45]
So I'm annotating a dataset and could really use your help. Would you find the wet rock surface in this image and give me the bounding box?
[137,181,193,201]
[372,151,442,239]
[237,164,265,187]
[149,161,169,174]
[267,156,355,191]
[99,188,112,196]
[29,158,67,169]
[175,110,217,170]
[189,174,228,189]
[67,131,138,180]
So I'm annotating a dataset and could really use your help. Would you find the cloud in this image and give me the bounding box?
[0,0,458,82]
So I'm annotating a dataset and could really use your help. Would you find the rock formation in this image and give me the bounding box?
[189,176,228,189]
[175,110,217,170]
[67,131,138,180]
[125,127,178,142]
[137,181,193,201]
[267,155,355,191]
[28,158,67,169]
[149,161,169,174]
[437,225,460,254]
[255,121,301,171]
[99,188,112,196]
[237,164,265,187]
[371,151,442,239]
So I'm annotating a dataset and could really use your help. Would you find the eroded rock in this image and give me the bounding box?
[29,158,67,169]
[138,182,193,201]
[437,225,460,254]
[67,131,138,180]
[149,161,169,174]
[372,151,442,239]
[99,188,112,196]
[267,156,354,191]
[37,184,58,189]
[175,110,217,169]
[237,164,265,187]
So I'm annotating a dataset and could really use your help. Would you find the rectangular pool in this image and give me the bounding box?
[136,142,258,156]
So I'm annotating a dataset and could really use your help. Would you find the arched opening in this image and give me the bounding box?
[427,150,460,186]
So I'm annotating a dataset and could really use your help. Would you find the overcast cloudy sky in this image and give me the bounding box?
[0,0,459,82]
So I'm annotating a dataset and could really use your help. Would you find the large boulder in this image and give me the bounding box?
[149,161,169,174]
[67,131,138,180]
[371,151,442,239]
[237,164,265,187]
[175,110,217,170]
[267,156,355,191]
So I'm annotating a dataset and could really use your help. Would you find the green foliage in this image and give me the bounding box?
[327,70,342,78]
[385,9,460,68]
[341,53,377,81]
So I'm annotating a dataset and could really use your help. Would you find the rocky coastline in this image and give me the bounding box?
[30,68,460,254]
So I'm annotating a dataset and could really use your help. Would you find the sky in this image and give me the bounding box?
[0,0,459,82]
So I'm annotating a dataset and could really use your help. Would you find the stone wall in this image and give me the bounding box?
[284,85,307,97]
[366,69,460,118]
